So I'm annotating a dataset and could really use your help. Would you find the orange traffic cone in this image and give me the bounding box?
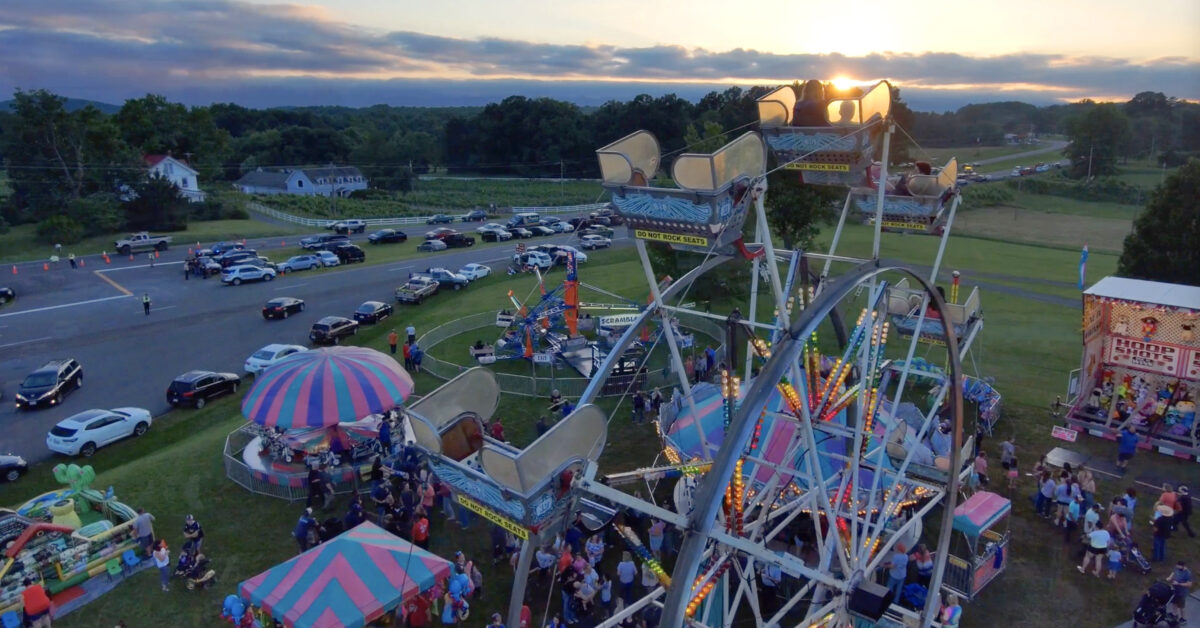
[281,240,286,247]
[154,251,159,259]
[188,247,194,256]
[129,254,134,261]
[43,263,49,271]
[79,259,85,267]
[104,255,111,264]
[11,265,16,275]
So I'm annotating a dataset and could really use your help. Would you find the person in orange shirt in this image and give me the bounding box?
[21,578,51,628]
[411,508,430,550]
[387,330,399,355]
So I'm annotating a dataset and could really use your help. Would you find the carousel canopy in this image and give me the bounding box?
[242,347,413,430]
[1085,277,1200,311]
[239,522,450,628]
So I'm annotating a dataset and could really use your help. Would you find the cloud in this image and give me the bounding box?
[0,0,1196,108]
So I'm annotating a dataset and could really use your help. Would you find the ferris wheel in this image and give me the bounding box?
[563,80,980,628]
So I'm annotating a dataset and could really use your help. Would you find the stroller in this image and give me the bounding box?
[175,542,217,590]
[1120,538,1153,575]
[1133,581,1182,627]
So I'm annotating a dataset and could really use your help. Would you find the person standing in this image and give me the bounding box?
[883,544,909,602]
[388,329,399,355]
[1117,424,1139,474]
[489,418,504,441]
[1064,495,1082,544]
[148,251,155,267]
[1000,436,1015,467]
[1153,506,1174,562]
[183,514,204,554]
[1176,485,1195,537]
[306,466,326,509]
[617,551,637,604]
[153,540,171,592]
[1079,525,1111,576]
[68,253,76,269]
[21,578,52,628]
[412,509,430,550]
[1169,561,1193,624]
[294,508,317,552]
[378,419,393,457]
[183,259,190,280]
[403,341,413,370]
[632,391,645,425]
[142,293,152,316]
[134,508,156,557]
[406,325,417,345]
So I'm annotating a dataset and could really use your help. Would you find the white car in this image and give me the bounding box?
[580,234,612,249]
[316,251,340,267]
[459,263,492,281]
[551,221,575,233]
[279,255,322,272]
[46,408,153,457]
[514,251,554,270]
[476,222,506,233]
[244,344,308,375]
[556,246,588,264]
[221,264,277,285]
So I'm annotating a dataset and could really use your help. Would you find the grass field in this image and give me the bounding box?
[953,206,1132,253]
[0,220,312,264]
[6,210,1198,627]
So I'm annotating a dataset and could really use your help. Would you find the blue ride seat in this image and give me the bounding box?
[757,81,892,186]
[597,131,766,254]
[884,279,982,345]
[852,158,959,234]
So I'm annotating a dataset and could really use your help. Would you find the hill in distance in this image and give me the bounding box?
[0,97,122,114]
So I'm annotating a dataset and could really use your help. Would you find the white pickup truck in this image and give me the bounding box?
[113,232,172,255]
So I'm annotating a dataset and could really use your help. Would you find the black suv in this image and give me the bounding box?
[309,316,359,345]
[461,210,488,222]
[15,359,83,410]
[443,233,476,248]
[368,229,408,244]
[332,244,366,264]
[166,370,241,409]
[300,234,350,251]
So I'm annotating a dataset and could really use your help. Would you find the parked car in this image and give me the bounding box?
[316,251,341,267]
[461,209,488,222]
[426,214,454,225]
[331,244,366,264]
[353,301,394,324]
[244,344,307,375]
[15,359,83,410]
[459,263,492,281]
[511,227,534,239]
[417,239,448,253]
[311,235,352,252]
[480,228,512,242]
[262,297,306,319]
[553,246,588,264]
[0,287,15,305]
[476,222,506,233]
[195,256,222,276]
[221,264,277,285]
[1034,163,1050,173]
[0,454,28,482]
[210,241,245,256]
[247,256,278,272]
[423,268,470,290]
[279,255,322,272]
[425,228,458,240]
[550,221,574,233]
[528,226,555,237]
[443,233,476,248]
[217,250,257,267]
[46,408,153,457]
[579,224,614,238]
[396,276,440,304]
[514,251,554,271]
[300,234,350,251]
[368,229,408,244]
[166,371,241,409]
[580,234,612,249]
[309,316,359,345]
[332,219,367,234]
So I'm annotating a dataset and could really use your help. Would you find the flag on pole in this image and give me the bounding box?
[1078,244,1089,290]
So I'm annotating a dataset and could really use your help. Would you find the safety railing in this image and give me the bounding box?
[223,423,375,502]
[246,201,609,228]
[509,203,610,215]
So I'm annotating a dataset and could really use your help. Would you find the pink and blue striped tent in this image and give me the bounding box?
[239,522,450,628]
[242,347,413,429]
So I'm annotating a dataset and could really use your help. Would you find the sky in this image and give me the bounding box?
[0,0,1197,111]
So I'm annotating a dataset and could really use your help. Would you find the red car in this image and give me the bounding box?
[424,228,458,240]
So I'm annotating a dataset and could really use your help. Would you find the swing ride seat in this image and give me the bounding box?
[756,81,892,186]
[597,130,765,253]
[852,159,959,235]
[479,404,607,496]
[884,279,981,345]
[407,367,500,461]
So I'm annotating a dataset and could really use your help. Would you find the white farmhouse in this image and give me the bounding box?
[144,154,206,202]
[234,166,367,197]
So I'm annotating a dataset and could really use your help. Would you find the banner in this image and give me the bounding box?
[1106,337,1183,377]
[783,162,851,172]
[1078,244,1088,290]
[600,313,642,327]
[456,494,529,540]
[633,230,707,247]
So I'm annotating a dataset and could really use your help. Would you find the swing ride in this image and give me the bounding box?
[406,78,1001,628]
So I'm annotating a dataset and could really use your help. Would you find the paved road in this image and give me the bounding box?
[0,224,627,464]
[972,140,1070,180]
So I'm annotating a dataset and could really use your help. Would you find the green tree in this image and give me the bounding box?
[67,192,124,236]
[763,170,841,250]
[682,121,727,154]
[1065,103,1132,178]
[124,174,189,231]
[114,94,230,181]
[35,215,84,245]
[1117,158,1200,286]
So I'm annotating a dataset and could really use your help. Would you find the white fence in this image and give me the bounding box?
[247,201,611,229]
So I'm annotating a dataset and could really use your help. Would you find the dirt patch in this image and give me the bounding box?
[954,206,1132,253]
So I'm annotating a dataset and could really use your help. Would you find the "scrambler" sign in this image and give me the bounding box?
[634,230,708,247]
[456,494,529,539]
[784,162,851,172]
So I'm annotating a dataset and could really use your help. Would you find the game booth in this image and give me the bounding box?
[0,465,150,623]
[1065,277,1200,460]
[234,522,451,628]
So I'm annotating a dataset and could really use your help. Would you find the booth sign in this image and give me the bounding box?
[1051,426,1079,442]
[456,494,530,540]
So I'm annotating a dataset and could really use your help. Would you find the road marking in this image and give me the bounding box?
[154,306,177,312]
[389,265,414,272]
[275,283,305,290]
[0,294,132,319]
[97,261,184,272]
[93,269,133,296]
[0,336,52,349]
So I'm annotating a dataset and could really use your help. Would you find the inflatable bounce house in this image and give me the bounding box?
[0,465,147,620]
[1065,277,1200,459]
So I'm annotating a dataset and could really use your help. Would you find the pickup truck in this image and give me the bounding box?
[300,234,350,251]
[424,268,469,290]
[114,232,172,255]
[395,276,440,304]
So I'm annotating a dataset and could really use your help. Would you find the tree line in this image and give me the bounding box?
[0,86,1196,242]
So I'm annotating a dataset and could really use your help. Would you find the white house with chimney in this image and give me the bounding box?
[144,154,206,202]
[234,166,368,197]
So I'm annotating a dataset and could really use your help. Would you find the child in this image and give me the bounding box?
[1106,543,1122,580]
[1006,457,1019,491]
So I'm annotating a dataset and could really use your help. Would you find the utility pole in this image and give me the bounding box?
[560,159,565,203]
[1086,144,1094,181]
